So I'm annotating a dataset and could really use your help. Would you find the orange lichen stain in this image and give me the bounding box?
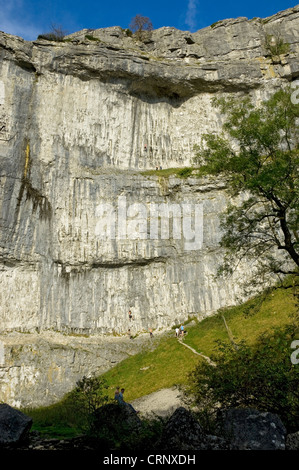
[24,142,30,179]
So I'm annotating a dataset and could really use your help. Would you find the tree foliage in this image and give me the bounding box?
[67,375,111,431]
[194,89,299,281]
[188,322,299,432]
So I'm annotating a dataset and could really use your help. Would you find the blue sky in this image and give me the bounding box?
[0,0,298,41]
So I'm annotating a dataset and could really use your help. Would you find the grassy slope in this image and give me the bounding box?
[24,282,298,437]
[102,284,297,402]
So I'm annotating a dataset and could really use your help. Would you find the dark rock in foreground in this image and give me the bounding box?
[157,406,205,450]
[0,404,32,445]
[156,406,289,451]
[219,408,287,450]
[0,403,296,451]
[156,406,230,450]
[92,402,142,434]
[286,431,299,450]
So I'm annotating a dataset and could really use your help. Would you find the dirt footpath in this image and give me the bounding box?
[131,387,186,418]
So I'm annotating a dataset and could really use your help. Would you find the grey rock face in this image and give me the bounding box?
[0,403,32,444]
[0,7,298,406]
[0,330,154,408]
[0,171,247,335]
[220,408,287,450]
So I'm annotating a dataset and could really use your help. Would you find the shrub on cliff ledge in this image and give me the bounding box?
[129,14,153,41]
[265,32,290,57]
[37,24,67,42]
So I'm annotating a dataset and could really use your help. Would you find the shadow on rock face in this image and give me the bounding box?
[91,402,142,447]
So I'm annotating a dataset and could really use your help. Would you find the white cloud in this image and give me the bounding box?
[185,0,199,31]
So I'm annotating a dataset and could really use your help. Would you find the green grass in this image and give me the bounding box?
[103,335,200,401]
[22,400,82,438]
[23,280,298,438]
[85,35,99,41]
[141,167,195,178]
[182,286,297,358]
[102,283,297,402]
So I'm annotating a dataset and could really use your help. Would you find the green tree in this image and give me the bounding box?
[188,323,299,432]
[67,375,111,432]
[194,89,299,282]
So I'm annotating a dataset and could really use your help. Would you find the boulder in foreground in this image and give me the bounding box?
[0,404,32,445]
[220,408,287,450]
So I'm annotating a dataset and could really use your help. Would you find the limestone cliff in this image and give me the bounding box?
[0,6,298,406]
